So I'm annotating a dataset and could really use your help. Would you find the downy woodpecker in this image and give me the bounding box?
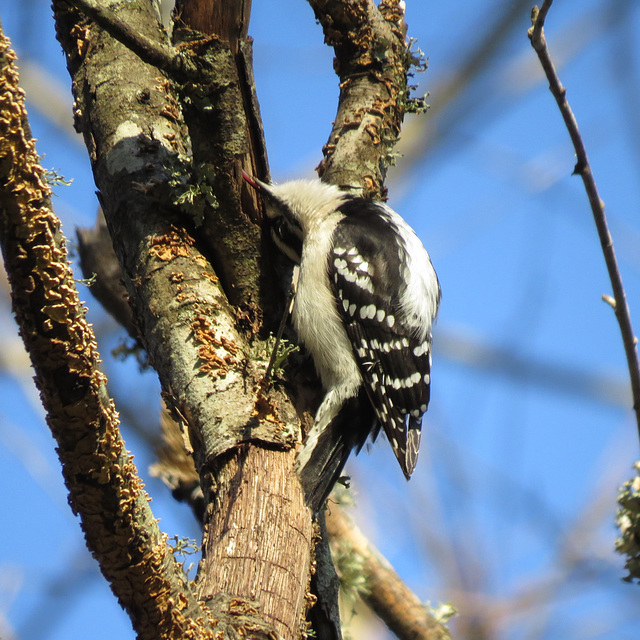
[243,172,440,508]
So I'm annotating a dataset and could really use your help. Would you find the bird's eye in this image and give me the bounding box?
[270,217,302,263]
[273,218,288,239]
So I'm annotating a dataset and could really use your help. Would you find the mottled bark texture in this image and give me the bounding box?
[168,4,317,638]
[172,0,273,321]
[308,0,411,199]
[4,0,441,637]
[0,27,218,640]
[52,0,314,638]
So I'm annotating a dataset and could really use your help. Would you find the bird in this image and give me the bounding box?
[243,171,440,509]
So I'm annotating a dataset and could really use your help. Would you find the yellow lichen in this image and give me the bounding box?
[191,315,237,377]
[148,226,195,262]
[251,391,284,427]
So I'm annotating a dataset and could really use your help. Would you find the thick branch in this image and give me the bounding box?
[529,1,640,442]
[326,507,453,640]
[171,0,276,318]
[0,29,216,640]
[53,2,314,638]
[64,0,273,313]
[64,0,199,81]
[54,0,297,470]
[170,4,315,638]
[308,0,411,197]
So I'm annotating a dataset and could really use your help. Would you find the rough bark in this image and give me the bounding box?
[198,447,314,639]
[172,0,274,320]
[0,26,218,640]
[15,0,436,637]
[308,0,411,199]
[52,1,314,638]
[169,4,316,637]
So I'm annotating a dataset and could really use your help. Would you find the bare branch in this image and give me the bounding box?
[326,506,453,640]
[54,1,314,637]
[308,0,412,198]
[529,1,640,442]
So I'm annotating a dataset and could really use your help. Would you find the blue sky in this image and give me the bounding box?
[1,1,639,638]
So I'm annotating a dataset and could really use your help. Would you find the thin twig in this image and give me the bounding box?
[65,0,198,81]
[529,0,640,443]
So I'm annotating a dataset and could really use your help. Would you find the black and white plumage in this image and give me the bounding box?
[243,172,440,506]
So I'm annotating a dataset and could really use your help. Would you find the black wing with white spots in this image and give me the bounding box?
[329,199,434,478]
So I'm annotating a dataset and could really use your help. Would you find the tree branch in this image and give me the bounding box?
[326,506,453,640]
[53,1,314,638]
[167,4,317,638]
[308,0,411,198]
[0,27,216,640]
[529,1,640,442]
[63,0,199,81]
[54,0,296,475]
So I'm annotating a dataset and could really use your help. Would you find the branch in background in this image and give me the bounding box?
[397,0,533,171]
[150,409,205,523]
[76,211,136,335]
[528,1,640,440]
[528,0,640,583]
[0,28,217,640]
[326,506,454,640]
[19,60,81,145]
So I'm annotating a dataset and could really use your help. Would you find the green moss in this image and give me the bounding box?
[169,161,219,227]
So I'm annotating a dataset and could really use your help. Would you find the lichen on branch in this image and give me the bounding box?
[0,27,218,640]
[309,0,420,197]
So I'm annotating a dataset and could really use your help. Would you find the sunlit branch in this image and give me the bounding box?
[326,506,454,640]
[529,0,640,443]
[64,0,198,80]
[0,27,215,638]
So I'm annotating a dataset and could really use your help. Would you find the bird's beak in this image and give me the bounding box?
[242,170,270,194]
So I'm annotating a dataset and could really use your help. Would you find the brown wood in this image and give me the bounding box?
[174,0,252,52]
[169,3,316,639]
[197,447,314,639]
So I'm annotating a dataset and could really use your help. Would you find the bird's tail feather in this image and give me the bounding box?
[298,390,376,512]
